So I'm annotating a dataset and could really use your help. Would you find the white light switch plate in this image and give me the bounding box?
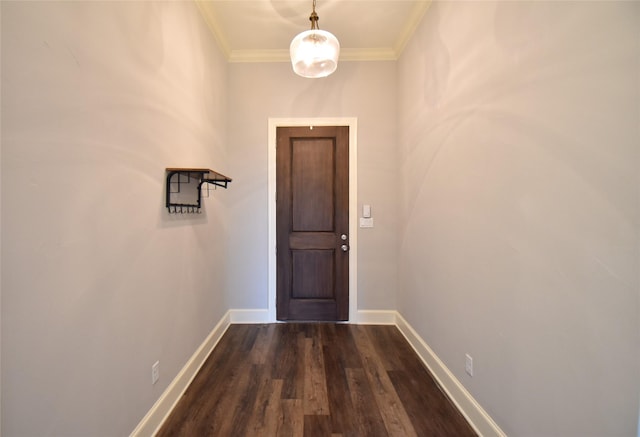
[359,217,374,228]
[363,204,371,218]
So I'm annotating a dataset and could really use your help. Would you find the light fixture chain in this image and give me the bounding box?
[309,0,319,30]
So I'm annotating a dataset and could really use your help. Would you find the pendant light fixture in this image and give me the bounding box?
[290,0,340,78]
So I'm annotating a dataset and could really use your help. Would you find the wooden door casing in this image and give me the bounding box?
[276,126,349,321]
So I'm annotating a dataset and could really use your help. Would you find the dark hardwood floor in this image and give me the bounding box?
[157,323,477,437]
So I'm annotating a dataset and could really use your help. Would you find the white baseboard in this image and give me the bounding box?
[355,309,397,324]
[129,311,232,437]
[229,308,270,323]
[395,312,506,437]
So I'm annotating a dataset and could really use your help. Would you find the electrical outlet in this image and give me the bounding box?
[152,361,160,385]
[465,354,473,377]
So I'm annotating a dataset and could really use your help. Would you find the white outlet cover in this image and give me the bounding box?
[152,361,160,384]
[465,354,473,376]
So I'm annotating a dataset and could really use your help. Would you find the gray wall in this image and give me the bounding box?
[397,1,639,436]
[1,2,229,435]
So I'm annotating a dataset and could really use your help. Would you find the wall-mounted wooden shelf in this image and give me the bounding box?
[166,168,231,214]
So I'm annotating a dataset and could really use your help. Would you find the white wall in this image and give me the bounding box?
[1,2,229,435]
[397,1,639,436]
[226,61,398,313]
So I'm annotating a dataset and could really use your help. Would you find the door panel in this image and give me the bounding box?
[292,250,334,299]
[276,125,349,321]
[292,138,335,231]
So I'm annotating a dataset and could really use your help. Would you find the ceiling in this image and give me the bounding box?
[196,0,431,62]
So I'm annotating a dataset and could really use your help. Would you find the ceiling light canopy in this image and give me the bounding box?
[290,0,340,78]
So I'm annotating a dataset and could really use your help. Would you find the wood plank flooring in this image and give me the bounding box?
[157,324,477,437]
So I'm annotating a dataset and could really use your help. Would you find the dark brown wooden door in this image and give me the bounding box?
[276,126,349,321]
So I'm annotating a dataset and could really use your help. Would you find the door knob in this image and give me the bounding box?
[341,234,348,241]
[341,244,349,252]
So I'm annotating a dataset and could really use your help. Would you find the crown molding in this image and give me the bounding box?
[340,48,397,62]
[196,0,431,64]
[394,1,432,57]
[228,49,290,63]
[195,0,231,59]
[228,47,397,63]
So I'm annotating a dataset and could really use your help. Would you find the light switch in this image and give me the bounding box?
[360,217,374,228]
[363,204,371,218]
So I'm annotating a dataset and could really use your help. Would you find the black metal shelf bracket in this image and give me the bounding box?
[165,168,231,214]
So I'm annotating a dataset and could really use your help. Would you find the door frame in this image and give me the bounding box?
[268,117,358,323]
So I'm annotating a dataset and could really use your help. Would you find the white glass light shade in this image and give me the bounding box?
[290,29,340,78]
